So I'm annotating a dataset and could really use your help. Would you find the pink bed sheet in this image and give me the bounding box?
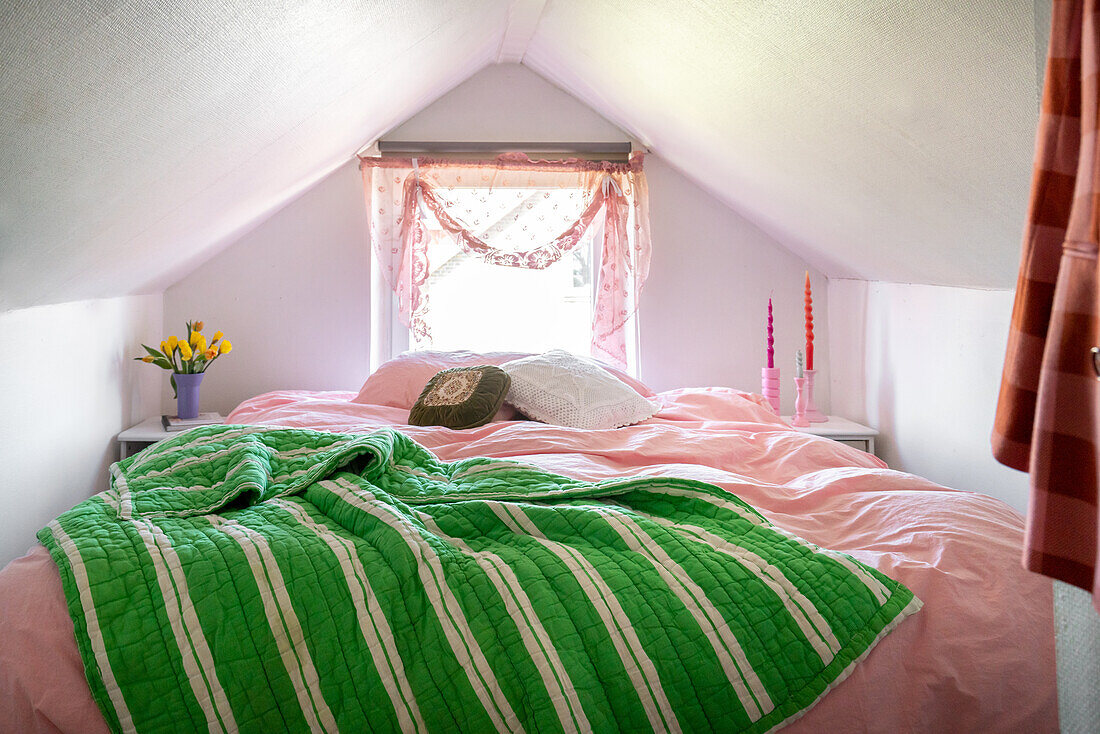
[0,388,1057,732]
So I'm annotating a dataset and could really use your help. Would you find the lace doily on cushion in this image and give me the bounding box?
[420,369,483,406]
[501,350,657,430]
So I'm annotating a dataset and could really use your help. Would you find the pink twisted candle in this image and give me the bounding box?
[767,297,774,368]
[804,272,814,371]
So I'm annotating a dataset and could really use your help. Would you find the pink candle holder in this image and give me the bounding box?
[761,367,781,414]
[792,377,810,426]
[803,369,827,423]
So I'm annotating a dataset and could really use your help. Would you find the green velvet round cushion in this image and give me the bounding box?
[408,365,511,429]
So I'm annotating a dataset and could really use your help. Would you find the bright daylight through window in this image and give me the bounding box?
[413,186,595,355]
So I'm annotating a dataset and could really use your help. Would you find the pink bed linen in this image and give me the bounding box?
[0,387,1057,732]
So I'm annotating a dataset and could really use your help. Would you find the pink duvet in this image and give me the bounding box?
[0,387,1057,732]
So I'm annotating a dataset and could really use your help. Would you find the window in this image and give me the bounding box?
[362,154,651,373]
[413,186,595,355]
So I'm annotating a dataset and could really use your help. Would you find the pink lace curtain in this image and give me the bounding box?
[359,152,651,368]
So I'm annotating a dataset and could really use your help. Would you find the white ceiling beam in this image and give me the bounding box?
[496,0,547,63]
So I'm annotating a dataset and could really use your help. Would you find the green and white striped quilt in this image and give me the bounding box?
[40,425,920,733]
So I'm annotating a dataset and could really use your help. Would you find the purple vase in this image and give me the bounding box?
[174,372,204,419]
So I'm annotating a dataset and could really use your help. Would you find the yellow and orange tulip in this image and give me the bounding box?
[137,322,232,377]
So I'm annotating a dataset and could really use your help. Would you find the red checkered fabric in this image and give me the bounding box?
[994,0,1100,612]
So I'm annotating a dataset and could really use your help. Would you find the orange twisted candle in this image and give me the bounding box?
[804,271,814,370]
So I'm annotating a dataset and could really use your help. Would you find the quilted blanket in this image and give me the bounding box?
[40,425,919,733]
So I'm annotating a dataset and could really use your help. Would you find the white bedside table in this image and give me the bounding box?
[117,417,172,459]
[117,416,224,459]
[781,416,879,455]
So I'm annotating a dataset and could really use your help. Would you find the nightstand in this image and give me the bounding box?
[782,416,879,455]
[117,417,173,459]
[116,416,224,459]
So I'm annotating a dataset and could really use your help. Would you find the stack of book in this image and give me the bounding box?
[161,413,224,432]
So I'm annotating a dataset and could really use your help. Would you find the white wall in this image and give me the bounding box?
[382,63,626,144]
[164,162,372,414]
[165,64,827,415]
[0,296,163,566]
[640,154,825,407]
[828,279,1030,511]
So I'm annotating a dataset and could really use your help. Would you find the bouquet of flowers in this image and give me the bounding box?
[136,319,233,397]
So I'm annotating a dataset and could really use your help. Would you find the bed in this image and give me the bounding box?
[0,353,1058,732]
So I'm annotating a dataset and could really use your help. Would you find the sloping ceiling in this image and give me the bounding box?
[523,0,1040,287]
[0,0,1040,310]
[0,0,512,310]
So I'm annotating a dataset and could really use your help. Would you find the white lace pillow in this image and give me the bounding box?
[501,350,658,429]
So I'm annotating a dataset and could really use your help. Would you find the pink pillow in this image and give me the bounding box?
[352,350,655,415]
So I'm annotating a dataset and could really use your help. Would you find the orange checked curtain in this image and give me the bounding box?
[994,0,1100,612]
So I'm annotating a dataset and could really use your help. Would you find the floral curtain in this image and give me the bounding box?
[359,152,651,369]
[993,0,1100,612]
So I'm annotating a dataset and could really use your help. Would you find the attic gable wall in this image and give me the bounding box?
[165,64,830,414]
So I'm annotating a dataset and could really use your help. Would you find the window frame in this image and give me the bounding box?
[368,178,641,375]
